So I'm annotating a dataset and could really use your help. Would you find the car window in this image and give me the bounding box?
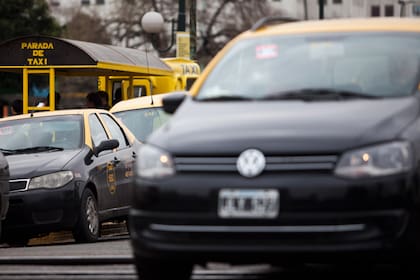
[0,115,82,151]
[88,114,109,147]
[197,32,420,99]
[99,113,128,149]
[134,86,147,97]
[113,107,170,142]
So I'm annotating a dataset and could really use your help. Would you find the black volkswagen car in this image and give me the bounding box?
[130,17,420,278]
[0,109,139,245]
[0,152,9,239]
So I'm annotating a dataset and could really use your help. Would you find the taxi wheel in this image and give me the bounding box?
[5,238,29,247]
[1,231,29,247]
[134,256,193,280]
[73,189,100,243]
[125,218,130,233]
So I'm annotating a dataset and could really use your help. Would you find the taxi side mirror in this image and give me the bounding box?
[93,139,119,157]
[162,92,187,114]
[85,139,119,165]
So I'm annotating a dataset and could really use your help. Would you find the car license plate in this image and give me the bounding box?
[218,189,279,219]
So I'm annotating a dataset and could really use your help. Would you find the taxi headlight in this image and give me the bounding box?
[28,171,74,190]
[334,141,413,179]
[136,145,175,179]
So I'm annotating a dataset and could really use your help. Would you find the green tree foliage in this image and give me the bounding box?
[0,0,62,42]
[0,0,62,97]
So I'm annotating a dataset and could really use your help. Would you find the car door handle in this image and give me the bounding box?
[112,157,121,165]
[132,152,136,158]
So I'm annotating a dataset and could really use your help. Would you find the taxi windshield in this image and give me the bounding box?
[113,107,170,142]
[0,115,83,152]
[196,32,420,100]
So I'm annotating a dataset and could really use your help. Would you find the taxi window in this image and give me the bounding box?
[197,33,420,99]
[88,114,108,147]
[186,77,197,90]
[99,113,128,149]
[46,119,82,149]
[134,86,147,97]
[0,115,82,151]
[113,107,170,142]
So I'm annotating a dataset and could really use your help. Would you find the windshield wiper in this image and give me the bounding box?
[263,89,382,101]
[198,95,254,101]
[13,146,64,154]
[0,148,18,155]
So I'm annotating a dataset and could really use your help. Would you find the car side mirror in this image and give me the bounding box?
[93,139,119,156]
[162,92,187,114]
[84,139,119,165]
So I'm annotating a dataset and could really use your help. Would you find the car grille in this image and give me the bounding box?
[9,179,29,192]
[174,155,338,172]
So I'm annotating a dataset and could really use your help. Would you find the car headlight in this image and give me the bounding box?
[28,171,74,190]
[136,145,175,179]
[334,142,413,179]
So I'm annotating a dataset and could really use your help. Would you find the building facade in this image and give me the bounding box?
[270,0,420,19]
[47,0,116,25]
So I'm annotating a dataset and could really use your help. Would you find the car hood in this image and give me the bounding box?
[150,97,419,155]
[7,150,81,179]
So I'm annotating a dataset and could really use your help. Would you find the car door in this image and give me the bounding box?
[87,113,120,215]
[98,113,135,211]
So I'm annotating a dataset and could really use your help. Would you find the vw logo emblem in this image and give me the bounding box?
[236,149,266,178]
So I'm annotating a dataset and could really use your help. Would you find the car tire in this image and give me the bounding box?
[1,231,30,247]
[73,188,100,243]
[134,256,193,280]
[125,218,131,233]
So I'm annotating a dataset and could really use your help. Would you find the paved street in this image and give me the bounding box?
[0,223,287,280]
[0,222,409,279]
[0,235,287,280]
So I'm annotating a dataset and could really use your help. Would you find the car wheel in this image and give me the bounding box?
[125,218,131,233]
[134,256,193,280]
[73,188,100,243]
[1,231,30,247]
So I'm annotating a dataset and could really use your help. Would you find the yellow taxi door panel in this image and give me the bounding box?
[98,113,135,208]
[87,114,120,214]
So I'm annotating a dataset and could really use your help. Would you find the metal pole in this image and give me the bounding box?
[319,0,325,19]
[178,0,186,31]
[190,0,197,60]
[303,0,308,20]
[399,0,406,16]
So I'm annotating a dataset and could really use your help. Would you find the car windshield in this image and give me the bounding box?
[196,32,420,100]
[113,107,170,142]
[0,115,83,153]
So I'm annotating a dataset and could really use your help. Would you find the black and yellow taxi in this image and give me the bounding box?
[0,152,9,240]
[110,93,174,142]
[130,17,420,278]
[0,109,139,245]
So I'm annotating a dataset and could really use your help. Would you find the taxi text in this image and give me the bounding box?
[21,42,54,66]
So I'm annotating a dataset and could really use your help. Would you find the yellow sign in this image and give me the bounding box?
[176,32,190,59]
[21,42,54,66]
[107,162,116,195]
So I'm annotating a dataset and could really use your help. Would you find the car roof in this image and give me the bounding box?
[110,92,181,113]
[0,109,109,122]
[241,17,420,39]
